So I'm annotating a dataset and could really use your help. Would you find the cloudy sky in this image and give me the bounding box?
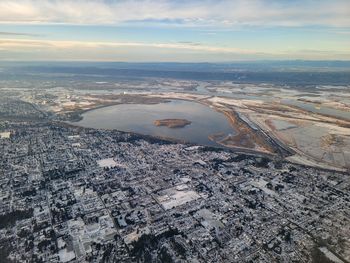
[0,0,349,61]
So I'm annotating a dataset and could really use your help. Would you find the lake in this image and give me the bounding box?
[72,100,236,146]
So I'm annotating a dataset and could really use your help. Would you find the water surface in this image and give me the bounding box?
[73,100,236,146]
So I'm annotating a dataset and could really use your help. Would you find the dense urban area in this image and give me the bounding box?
[1,118,349,262]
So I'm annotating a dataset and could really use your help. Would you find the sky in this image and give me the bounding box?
[0,0,349,62]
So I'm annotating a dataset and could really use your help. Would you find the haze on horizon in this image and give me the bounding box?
[0,0,349,62]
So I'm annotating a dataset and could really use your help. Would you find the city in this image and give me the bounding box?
[1,120,349,262]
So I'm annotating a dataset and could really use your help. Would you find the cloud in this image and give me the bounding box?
[335,31,350,35]
[0,38,261,61]
[0,38,258,54]
[0,0,349,27]
[1,38,348,61]
[0,31,43,37]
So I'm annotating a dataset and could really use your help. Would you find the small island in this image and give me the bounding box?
[154,119,191,128]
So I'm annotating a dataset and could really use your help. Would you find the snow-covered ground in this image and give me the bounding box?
[0,132,11,139]
[97,158,118,168]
